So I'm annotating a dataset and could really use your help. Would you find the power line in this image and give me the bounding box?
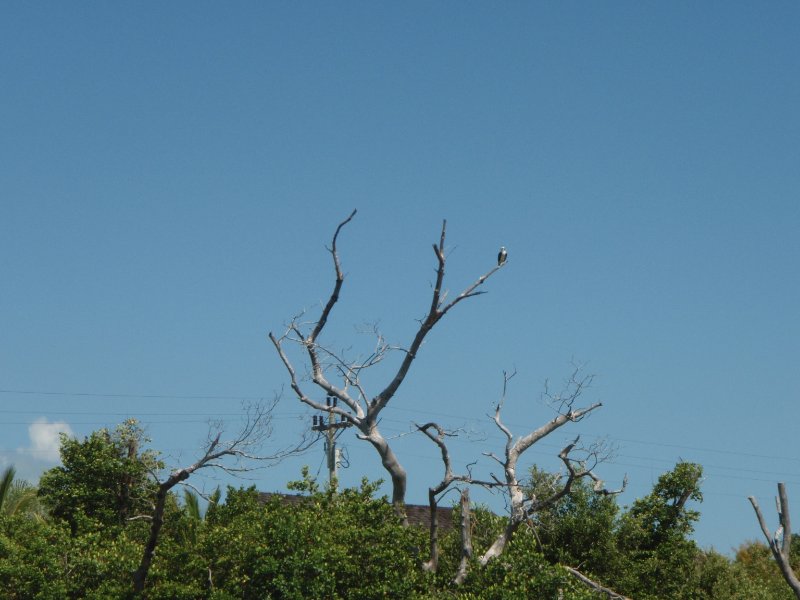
[0,389,263,401]
[3,387,799,483]
[1,386,792,460]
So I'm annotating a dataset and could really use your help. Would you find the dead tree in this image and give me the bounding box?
[564,567,632,600]
[479,369,626,566]
[416,422,498,576]
[269,210,505,516]
[455,487,473,585]
[418,370,624,584]
[132,400,309,595]
[749,483,800,599]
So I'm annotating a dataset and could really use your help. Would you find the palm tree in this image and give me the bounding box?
[179,487,221,545]
[183,487,202,521]
[0,466,46,519]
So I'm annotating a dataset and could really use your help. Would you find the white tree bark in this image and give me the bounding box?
[749,483,800,599]
[479,370,624,566]
[453,488,473,585]
[417,422,498,573]
[270,211,505,516]
[565,567,632,600]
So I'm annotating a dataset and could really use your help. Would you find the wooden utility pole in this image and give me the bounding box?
[312,395,352,486]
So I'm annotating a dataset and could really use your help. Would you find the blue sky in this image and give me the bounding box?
[1,2,798,553]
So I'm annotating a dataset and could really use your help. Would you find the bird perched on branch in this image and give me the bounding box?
[497,246,508,266]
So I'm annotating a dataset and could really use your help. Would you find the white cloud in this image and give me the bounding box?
[21,418,74,463]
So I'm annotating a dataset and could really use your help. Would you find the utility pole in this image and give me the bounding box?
[311,395,352,487]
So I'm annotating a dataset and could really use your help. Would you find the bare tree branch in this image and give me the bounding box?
[132,400,310,595]
[269,213,506,516]
[269,331,364,421]
[492,370,517,446]
[309,208,357,345]
[416,422,500,573]
[749,484,800,598]
[478,370,619,566]
[453,487,473,585]
[372,220,505,415]
[565,567,632,600]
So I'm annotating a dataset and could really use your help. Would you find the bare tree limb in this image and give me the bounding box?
[478,370,620,566]
[565,567,632,600]
[416,422,500,573]
[749,484,800,598]
[453,487,473,585]
[132,401,310,595]
[309,208,357,345]
[269,332,365,421]
[371,220,505,414]
[269,214,506,516]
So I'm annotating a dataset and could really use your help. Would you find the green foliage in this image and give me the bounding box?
[178,487,220,548]
[38,419,162,534]
[459,525,595,600]
[526,466,622,582]
[625,461,703,546]
[0,466,46,519]
[61,526,143,599]
[612,462,704,599]
[183,488,202,521]
[0,515,70,599]
[200,477,425,599]
[4,423,799,599]
[517,461,709,599]
[689,548,787,600]
[0,513,147,599]
[286,465,323,495]
[730,540,798,599]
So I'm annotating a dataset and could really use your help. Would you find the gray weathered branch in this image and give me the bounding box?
[371,220,505,414]
[269,213,505,515]
[416,422,500,574]
[478,370,619,566]
[132,400,309,594]
[565,567,632,600]
[749,483,800,598]
[454,488,473,585]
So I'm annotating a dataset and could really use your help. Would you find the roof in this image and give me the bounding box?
[258,492,454,531]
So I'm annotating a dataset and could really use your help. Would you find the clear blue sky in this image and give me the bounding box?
[2,2,798,553]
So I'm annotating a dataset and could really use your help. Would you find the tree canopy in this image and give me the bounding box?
[0,425,797,598]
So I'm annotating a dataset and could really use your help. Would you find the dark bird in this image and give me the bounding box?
[497,246,508,266]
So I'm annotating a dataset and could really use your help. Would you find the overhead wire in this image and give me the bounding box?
[2,387,798,487]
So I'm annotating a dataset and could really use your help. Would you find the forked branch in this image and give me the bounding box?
[372,220,505,413]
[133,400,310,594]
[478,370,622,567]
[416,422,499,574]
[269,212,506,512]
[565,567,632,600]
[749,483,800,598]
[309,208,357,345]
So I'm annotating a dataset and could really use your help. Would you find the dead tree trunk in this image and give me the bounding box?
[270,211,505,516]
[131,402,308,596]
[417,422,498,572]
[749,483,800,599]
[133,470,188,593]
[117,435,139,524]
[365,427,407,514]
[453,487,473,586]
[565,567,632,600]
[479,369,625,566]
